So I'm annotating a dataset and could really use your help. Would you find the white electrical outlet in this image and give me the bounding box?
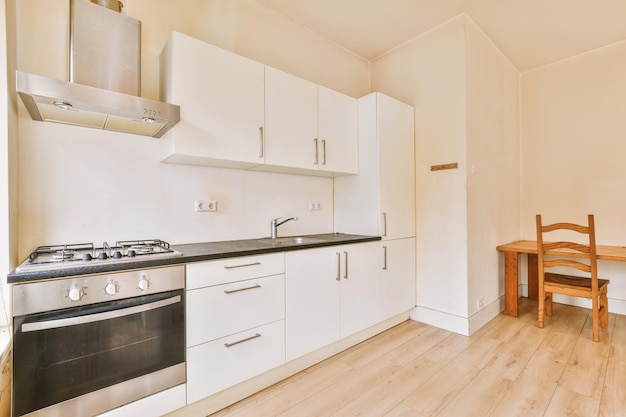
[309,202,322,211]
[477,298,485,309]
[195,200,217,212]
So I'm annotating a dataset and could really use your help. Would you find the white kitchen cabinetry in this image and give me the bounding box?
[159,32,357,177]
[380,238,416,319]
[256,66,358,177]
[159,32,265,169]
[285,242,379,361]
[185,253,285,402]
[334,92,415,239]
[335,93,416,316]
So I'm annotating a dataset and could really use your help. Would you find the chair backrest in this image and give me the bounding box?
[535,214,598,281]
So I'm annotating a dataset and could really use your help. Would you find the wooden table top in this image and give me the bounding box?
[497,240,626,262]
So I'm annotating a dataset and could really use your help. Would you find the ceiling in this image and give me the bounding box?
[256,0,626,72]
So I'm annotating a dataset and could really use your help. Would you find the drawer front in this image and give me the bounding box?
[186,320,285,403]
[186,274,285,347]
[186,253,284,289]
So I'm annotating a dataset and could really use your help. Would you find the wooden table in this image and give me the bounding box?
[496,240,626,316]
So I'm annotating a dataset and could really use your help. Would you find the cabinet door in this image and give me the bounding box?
[339,242,380,337]
[285,246,340,361]
[161,32,265,168]
[380,238,416,319]
[378,94,415,239]
[318,86,358,175]
[264,67,318,170]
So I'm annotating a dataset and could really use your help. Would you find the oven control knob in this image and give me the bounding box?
[68,287,82,301]
[105,282,118,296]
[138,277,150,291]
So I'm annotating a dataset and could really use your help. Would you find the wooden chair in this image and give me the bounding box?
[536,214,610,342]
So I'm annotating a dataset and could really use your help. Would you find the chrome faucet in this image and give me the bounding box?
[270,216,298,239]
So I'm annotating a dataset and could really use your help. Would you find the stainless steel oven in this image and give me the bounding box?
[11,242,186,417]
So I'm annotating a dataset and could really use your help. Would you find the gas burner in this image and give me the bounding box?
[51,250,77,262]
[128,245,154,255]
[16,239,182,273]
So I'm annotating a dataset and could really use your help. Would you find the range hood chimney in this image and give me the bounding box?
[16,0,180,138]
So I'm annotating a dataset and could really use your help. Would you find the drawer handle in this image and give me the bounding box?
[259,126,265,158]
[223,262,261,270]
[336,252,341,281]
[224,284,261,294]
[382,245,388,270]
[224,333,261,348]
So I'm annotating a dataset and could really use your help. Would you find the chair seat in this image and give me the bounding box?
[544,272,610,293]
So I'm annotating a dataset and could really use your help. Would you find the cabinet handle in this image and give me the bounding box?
[314,138,319,165]
[224,333,261,348]
[382,212,388,237]
[223,262,261,270]
[382,246,388,270]
[259,127,264,158]
[224,284,261,294]
[344,251,349,279]
[322,139,327,165]
[336,252,341,281]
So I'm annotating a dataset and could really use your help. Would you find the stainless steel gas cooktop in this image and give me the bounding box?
[15,239,182,273]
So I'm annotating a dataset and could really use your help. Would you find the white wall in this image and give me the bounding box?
[371,15,520,334]
[465,20,520,320]
[13,0,371,260]
[371,16,469,323]
[521,39,626,314]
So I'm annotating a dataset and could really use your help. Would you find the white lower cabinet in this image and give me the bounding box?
[186,320,285,403]
[379,238,416,320]
[285,242,380,361]
[185,253,286,403]
[186,274,285,347]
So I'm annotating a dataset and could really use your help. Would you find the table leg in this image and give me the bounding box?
[504,251,519,317]
[527,253,538,300]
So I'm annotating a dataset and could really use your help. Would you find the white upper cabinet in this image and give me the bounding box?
[159,32,265,169]
[159,32,357,177]
[318,86,359,175]
[262,67,319,172]
[258,67,358,177]
[334,92,415,240]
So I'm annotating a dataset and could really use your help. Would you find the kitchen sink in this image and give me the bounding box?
[258,236,326,246]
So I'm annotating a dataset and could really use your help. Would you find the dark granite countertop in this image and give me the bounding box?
[7,233,380,283]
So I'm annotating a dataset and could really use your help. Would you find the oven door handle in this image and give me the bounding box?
[21,295,182,333]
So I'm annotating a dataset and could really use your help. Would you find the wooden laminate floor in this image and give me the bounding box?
[209,298,626,417]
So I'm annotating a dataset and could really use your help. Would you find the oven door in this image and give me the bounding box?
[12,289,185,417]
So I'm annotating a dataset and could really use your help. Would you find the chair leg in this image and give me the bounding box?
[592,293,600,342]
[600,288,609,329]
[546,293,553,317]
[538,286,545,328]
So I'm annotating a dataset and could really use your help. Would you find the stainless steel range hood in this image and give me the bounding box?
[16,0,180,138]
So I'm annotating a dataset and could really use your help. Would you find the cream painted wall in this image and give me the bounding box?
[371,16,469,320]
[522,40,626,314]
[13,0,370,260]
[371,15,521,333]
[465,20,520,318]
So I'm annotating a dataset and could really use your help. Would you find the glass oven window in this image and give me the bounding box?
[12,289,185,417]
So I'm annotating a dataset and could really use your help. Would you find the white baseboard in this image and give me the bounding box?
[410,297,503,337]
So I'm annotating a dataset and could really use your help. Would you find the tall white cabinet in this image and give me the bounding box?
[335,92,416,319]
